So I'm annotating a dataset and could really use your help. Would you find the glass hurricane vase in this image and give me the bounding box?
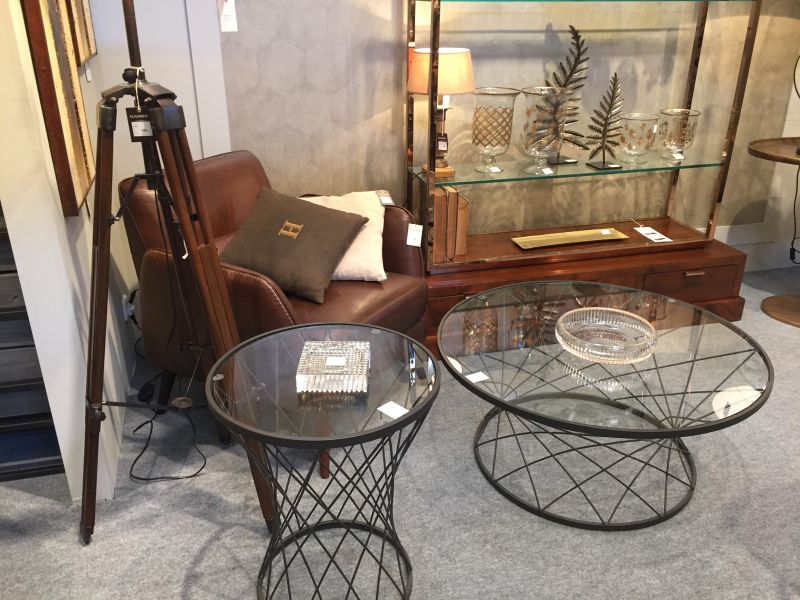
[658,108,701,160]
[521,86,566,175]
[472,87,519,173]
[620,113,659,163]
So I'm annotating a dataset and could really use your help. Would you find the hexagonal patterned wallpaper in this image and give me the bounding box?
[221,1,800,232]
[221,0,407,201]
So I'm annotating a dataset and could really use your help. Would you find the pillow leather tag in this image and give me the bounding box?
[278,220,303,239]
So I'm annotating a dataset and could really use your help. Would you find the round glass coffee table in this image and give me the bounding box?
[206,323,438,599]
[438,281,772,531]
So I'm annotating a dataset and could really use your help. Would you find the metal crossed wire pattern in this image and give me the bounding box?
[206,324,439,599]
[438,281,772,529]
[474,407,695,529]
[233,418,424,600]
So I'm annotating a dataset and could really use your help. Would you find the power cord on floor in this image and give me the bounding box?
[128,408,207,483]
[129,351,207,482]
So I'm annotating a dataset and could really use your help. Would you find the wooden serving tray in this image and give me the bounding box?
[512,227,629,250]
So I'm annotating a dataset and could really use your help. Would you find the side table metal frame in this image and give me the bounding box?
[207,324,439,599]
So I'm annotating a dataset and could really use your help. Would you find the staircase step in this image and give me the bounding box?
[0,347,41,384]
[0,413,53,433]
[0,427,63,482]
[0,274,24,311]
[0,318,33,348]
[0,383,49,420]
[0,235,14,273]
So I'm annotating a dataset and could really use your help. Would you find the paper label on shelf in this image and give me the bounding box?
[542,167,554,175]
[406,224,423,247]
[220,0,238,32]
[488,166,502,173]
[466,371,490,384]
[378,401,410,420]
[376,190,394,205]
[672,152,685,161]
[634,226,672,243]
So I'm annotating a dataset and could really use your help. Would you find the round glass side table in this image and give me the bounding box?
[206,323,439,599]
[438,281,772,530]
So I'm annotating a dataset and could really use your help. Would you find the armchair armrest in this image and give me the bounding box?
[138,249,299,376]
[382,205,424,277]
[221,262,299,340]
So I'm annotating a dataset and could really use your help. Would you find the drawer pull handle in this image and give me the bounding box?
[684,270,706,278]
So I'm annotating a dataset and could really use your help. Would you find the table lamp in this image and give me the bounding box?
[408,47,475,177]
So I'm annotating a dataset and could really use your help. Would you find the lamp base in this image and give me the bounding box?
[422,163,456,178]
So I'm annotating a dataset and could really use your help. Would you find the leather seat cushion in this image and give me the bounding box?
[289,273,427,334]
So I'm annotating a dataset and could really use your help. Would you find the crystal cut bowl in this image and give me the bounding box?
[555,307,657,364]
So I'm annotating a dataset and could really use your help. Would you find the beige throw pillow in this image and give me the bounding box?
[301,191,387,282]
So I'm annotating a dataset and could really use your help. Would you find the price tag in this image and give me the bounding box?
[376,190,394,205]
[378,401,409,420]
[406,223,423,247]
[446,357,463,373]
[466,371,490,384]
[437,133,449,152]
[542,167,554,175]
[126,108,154,141]
[488,166,502,173]
[672,152,685,161]
[220,0,238,32]
[634,226,672,243]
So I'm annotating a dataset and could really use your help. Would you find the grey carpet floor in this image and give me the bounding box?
[2,268,800,600]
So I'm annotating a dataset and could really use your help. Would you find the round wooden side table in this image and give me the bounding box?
[747,137,800,327]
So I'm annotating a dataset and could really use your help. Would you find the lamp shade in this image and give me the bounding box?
[407,47,475,95]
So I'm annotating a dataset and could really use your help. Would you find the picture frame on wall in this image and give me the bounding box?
[21,0,95,217]
[66,0,97,66]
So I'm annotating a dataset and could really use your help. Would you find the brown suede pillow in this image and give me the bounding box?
[220,187,368,303]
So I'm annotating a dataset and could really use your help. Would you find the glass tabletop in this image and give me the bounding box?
[206,324,439,448]
[438,281,772,438]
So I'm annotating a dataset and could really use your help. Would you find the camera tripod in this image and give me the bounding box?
[80,0,273,544]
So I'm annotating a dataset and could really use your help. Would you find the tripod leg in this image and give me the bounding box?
[80,121,116,545]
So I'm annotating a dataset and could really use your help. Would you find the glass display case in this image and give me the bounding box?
[406,0,762,273]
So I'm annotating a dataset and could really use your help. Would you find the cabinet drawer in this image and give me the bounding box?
[0,274,24,310]
[643,265,738,302]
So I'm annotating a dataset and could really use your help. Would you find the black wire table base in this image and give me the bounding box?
[474,408,697,530]
[234,418,425,600]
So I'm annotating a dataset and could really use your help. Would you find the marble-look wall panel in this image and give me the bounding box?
[222,1,800,232]
[221,0,407,199]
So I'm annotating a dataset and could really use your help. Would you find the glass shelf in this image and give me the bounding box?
[411,149,724,187]
[434,1,750,3]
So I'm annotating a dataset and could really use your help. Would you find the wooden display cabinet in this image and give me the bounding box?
[405,0,762,351]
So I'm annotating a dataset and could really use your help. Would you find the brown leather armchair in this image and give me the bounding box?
[121,150,427,404]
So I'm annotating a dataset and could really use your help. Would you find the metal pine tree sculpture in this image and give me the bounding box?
[586,72,624,170]
[545,25,590,163]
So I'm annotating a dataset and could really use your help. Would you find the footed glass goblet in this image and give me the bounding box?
[658,108,701,160]
[521,86,566,175]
